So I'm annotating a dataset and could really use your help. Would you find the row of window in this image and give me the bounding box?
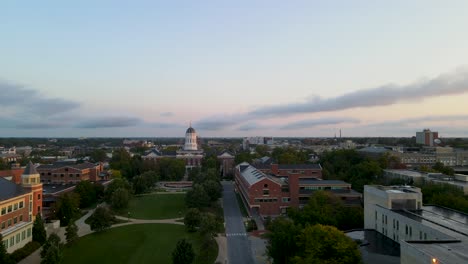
[41,173,82,177]
[254,198,278,203]
[376,211,428,240]
[1,201,25,215]
[300,186,347,190]
[1,215,24,230]
[2,228,32,249]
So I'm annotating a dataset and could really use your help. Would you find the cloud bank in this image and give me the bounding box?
[249,68,468,117]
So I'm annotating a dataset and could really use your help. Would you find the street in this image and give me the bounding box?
[222,181,255,264]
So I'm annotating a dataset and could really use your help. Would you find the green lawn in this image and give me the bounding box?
[120,193,187,219]
[62,224,217,264]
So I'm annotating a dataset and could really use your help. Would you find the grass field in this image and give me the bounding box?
[62,224,217,264]
[119,193,187,219]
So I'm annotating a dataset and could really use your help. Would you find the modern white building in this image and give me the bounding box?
[364,185,468,264]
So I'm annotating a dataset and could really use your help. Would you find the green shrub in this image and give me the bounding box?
[10,241,41,262]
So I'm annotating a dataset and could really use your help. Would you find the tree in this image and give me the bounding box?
[266,217,301,264]
[292,225,362,264]
[104,178,132,203]
[0,159,8,170]
[203,180,222,202]
[255,145,269,157]
[158,158,186,181]
[172,239,195,264]
[288,191,344,228]
[133,171,158,194]
[184,208,201,232]
[89,149,107,162]
[235,151,255,164]
[74,181,97,208]
[55,192,80,226]
[65,222,78,245]
[199,212,222,238]
[41,233,63,264]
[185,184,210,209]
[86,207,114,232]
[32,214,47,245]
[0,234,13,264]
[110,188,130,210]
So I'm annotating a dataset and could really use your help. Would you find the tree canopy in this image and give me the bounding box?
[172,239,195,264]
[292,224,362,264]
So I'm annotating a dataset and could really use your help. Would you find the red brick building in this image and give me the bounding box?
[37,161,104,184]
[235,162,361,217]
[217,151,235,177]
[1,162,42,253]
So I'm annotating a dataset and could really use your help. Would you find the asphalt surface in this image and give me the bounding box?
[223,181,255,264]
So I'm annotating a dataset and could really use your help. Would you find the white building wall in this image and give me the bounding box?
[1,222,33,253]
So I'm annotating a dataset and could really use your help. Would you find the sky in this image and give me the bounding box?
[1,1,468,138]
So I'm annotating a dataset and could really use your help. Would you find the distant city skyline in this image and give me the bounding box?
[1,1,468,137]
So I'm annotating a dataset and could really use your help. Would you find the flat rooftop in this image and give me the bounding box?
[42,183,76,195]
[395,206,468,239]
[405,241,468,264]
[299,179,349,185]
[384,169,425,177]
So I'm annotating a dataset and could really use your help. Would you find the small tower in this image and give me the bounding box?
[184,125,198,151]
[21,161,43,219]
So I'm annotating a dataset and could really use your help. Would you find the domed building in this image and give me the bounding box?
[176,125,204,169]
[184,126,198,151]
[142,124,204,170]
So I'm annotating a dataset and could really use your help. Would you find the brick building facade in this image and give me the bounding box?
[37,161,103,184]
[1,162,42,253]
[235,162,361,216]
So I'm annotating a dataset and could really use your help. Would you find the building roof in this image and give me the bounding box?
[186,127,196,133]
[23,161,38,175]
[237,162,268,186]
[254,163,322,170]
[0,168,24,184]
[384,169,425,178]
[299,179,350,185]
[37,161,97,171]
[0,177,26,201]
[357,146,391,154]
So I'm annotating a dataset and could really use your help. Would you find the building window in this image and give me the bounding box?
[1,207,5,215]
[409,227,412,237]
[19,202,24,208]
[419,231,422,240]
[14,203,18,210]
[263,189,269,195]
[10,237,14,246]
[424,233,427,240]
[27,228,31,237]
[8,219,11,226]
[3,239,8,249]
[37,206,41,213]
[8,205,12,213]
[264,184,268,188]
[38,194,41,200]
[282,197,290,203]
[22,231,25,240]
[13,217,17,224]
[405,225,408,235]
[16,234,20,243]
[1,222,5,229]
[19,215,23,222]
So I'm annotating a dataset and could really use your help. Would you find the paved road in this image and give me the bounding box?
[223,181,255,264]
